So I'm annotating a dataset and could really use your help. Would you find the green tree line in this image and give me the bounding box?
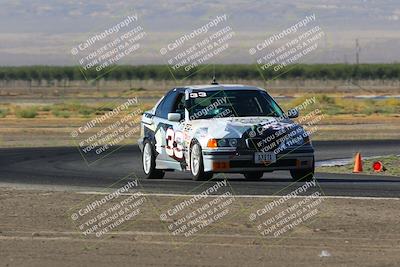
[0,64,399,81]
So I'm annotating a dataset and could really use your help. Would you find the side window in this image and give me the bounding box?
[172,93,185,117]
[158,91,178,119]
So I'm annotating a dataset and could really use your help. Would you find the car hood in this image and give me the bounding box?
[189,116,302,140]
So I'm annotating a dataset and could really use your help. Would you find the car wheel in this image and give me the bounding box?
[190,143,213,181]
[290,158,315,181]
[243,171,264,180]
[142,140,165,179]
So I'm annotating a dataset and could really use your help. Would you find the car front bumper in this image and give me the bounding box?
[202,146,314,173]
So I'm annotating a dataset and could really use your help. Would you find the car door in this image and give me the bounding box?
[153,89,186,170]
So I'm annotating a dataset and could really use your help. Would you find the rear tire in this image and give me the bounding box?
[190,143,213,181]
[243,171,264,180]
[142,140,165,179]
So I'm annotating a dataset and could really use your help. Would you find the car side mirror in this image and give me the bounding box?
[287,108,299,118]
[168,112,181,121]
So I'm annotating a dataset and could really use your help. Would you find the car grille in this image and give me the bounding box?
[245,138,262,150]
[245,138,282,151]
[230,159,296,168]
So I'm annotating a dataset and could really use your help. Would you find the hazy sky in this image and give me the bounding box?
[0,0,399,65]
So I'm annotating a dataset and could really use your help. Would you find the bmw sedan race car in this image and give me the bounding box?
[138,84,314,181]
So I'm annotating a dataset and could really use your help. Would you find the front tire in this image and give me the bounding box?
[190,143,213,181]
[142,140,165,179]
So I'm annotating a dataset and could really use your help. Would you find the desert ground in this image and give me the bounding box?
[0,187,399,267]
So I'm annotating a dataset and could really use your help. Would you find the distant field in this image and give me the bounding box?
[2,78,400,101]
[1,94,399,119]
[1,65,399,147]
[0,92,399,148]
[1,64,400,81]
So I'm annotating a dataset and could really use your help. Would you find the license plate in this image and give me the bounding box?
[254,152,276,164]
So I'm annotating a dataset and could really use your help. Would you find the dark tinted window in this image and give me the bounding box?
[188,90,283,119]
[156,90,179,119]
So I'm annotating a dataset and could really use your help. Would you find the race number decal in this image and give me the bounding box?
[189,92,207,98]
[165,128,175,156]
[165,128,184,159]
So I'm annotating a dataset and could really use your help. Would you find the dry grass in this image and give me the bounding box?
[0,92,399,148]
[281,94,400,115]
[0,102,154,119]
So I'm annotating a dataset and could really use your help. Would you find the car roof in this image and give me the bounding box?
[181,84,263,91]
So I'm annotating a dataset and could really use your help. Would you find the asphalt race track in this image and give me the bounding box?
[0,140,399,198]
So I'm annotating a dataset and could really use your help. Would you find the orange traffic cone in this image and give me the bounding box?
[353,152,363,173]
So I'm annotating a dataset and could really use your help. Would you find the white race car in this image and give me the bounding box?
[138,84,314,181]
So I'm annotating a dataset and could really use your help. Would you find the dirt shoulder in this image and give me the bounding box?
[317,155,400,176]
[1,115,399,148]
[0,187,399,266]
[1,90,400,148]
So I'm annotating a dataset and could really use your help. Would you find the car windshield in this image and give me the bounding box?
[187,90,283,120]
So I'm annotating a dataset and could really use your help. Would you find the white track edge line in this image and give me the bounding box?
[77,191,400,200]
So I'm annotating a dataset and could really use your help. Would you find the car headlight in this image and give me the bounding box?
[207,138,238,148]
